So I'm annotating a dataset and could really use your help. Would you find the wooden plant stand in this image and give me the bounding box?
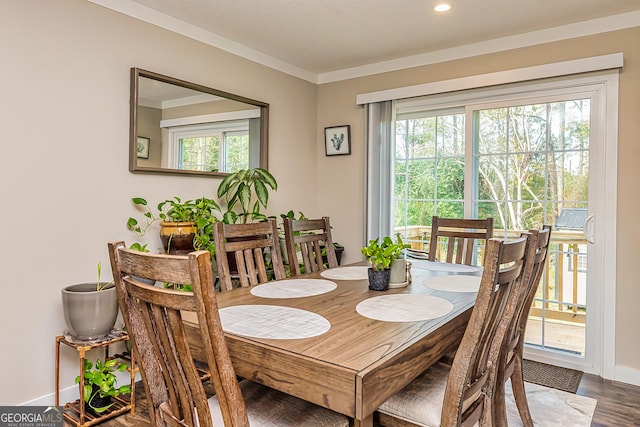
[55,332,136,426]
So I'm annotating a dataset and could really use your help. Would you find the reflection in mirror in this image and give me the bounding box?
[130,68,269,177]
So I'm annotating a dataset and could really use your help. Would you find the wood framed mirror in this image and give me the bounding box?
[129,68,269,177]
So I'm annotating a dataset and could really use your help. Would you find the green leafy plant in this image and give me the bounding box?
[217,168,278,224]
[361,235,408,271]
[96,262,113,291]
[126,196,221,254]
[75,358,131,414]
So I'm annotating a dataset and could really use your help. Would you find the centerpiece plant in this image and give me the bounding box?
[361,235,408,291]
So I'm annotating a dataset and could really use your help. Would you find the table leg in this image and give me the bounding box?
[352,414,374,427]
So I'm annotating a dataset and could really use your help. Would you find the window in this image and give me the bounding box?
[168,120,249,173]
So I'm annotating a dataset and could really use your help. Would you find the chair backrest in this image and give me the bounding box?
[108,241,249,427]
[213,220,286,291]
[440,233,535,426]
[283,216,338,276]
[428,216,494,265]
[499,225,552,380]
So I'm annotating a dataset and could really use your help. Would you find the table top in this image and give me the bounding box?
[184,262,479,426]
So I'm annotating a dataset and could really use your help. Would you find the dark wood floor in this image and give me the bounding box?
[70,374,640,426]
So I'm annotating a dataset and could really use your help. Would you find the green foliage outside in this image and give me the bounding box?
[394,99,590,236]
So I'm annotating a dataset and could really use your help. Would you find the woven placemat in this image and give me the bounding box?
[522,359,583,394]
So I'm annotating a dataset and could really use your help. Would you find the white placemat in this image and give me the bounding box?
[250,278,337,298]
[320,266,369,280]
[219,305,330,339]
[422,275,481,292]
[411,259,482,273]
[356,294,454,322]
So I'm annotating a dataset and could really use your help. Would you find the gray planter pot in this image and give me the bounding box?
[61,283,118,340]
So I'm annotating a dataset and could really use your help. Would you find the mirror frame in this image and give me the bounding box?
[129,67,269,177]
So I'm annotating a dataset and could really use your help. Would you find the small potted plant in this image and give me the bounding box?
[61,262,119,340]
[75,358,131,414]
[361,236,406,291]
[127,196,221,254]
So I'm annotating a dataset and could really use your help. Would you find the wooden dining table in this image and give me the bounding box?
[184,261,481,427]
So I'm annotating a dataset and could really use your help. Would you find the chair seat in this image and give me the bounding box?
[377,362,451,427]
[208,380,349,426]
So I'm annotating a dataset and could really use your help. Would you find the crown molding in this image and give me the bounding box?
[88,1,639,85]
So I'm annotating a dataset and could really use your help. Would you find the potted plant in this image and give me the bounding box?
[361,236,407,291]
[127,196,221,254]
[75,358,131,414]
[217,167,278,224]
[61,262,119,340]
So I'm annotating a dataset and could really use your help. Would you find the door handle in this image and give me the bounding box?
[583,214,595,244]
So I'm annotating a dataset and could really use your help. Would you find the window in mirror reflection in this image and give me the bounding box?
[168,120,250,173]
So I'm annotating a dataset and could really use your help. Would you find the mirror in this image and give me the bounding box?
[130,68,269,176]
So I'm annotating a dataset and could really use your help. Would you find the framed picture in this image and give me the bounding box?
[324,125,351,156]
[137,136,150,159]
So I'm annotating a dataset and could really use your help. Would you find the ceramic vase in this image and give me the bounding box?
[61,283,118,340]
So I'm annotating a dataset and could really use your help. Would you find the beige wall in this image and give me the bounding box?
[317,28,640,377]
[2,0,638,406]
[0,0,317,404]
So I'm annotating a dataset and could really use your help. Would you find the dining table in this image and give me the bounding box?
[184,260,482,427]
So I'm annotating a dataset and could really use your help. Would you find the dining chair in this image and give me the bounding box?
[283,216,338,276]
[376,232,536,427]
[213,219,286,291]
[427,216,494,265]
[107,241,349,427]
[492,225,552,427]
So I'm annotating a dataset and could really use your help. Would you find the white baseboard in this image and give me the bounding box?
[20,371,140,406]
[613,365,640,387]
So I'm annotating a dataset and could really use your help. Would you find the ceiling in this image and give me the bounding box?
[93,0,640,83]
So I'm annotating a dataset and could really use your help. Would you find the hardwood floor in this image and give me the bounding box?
[73,375,640,426]
[578,373,640,426]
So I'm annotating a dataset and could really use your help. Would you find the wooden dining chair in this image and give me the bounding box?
[491,225,552,427]
[107,241,349,427]
[427,216,494,265]
[213,219,286,291]
[376,232,536,427]
[283,216,338,276]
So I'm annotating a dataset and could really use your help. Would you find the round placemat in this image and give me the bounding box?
[320,266,369,280]
[422,275,481,292]
[356,294,453,322]
[411,260,482,273]
[219,305,330,339]
[250,278,337,298]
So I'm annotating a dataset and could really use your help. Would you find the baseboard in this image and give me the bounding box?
[20,371,141,406]
[613,365,640,387]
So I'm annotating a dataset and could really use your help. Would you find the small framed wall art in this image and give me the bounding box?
[324,125,351,156]
[137,136,150,159]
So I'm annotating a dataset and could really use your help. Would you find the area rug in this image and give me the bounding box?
[505,380,597,427]
[522,359,583,394]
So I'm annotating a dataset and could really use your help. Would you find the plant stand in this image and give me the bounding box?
[55,331,136,427]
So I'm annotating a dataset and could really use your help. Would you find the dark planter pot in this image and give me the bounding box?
[61,283,118,340]
[87,384,111,414]
[321,245,344,266]
[367,268,391,291]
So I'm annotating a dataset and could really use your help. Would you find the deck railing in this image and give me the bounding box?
[399,226,587,326]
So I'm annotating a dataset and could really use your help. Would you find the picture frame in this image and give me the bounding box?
[324,125,351,156]
[137,136,150,159]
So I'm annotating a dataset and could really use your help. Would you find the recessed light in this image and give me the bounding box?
[434,3,451,12]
